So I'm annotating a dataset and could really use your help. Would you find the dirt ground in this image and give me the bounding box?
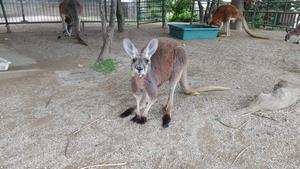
[0,23,299,169]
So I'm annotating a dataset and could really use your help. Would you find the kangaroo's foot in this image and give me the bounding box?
[131,115,147,124]
[162,114,171,128]
[120,107,135,118]
[162,105,171,128]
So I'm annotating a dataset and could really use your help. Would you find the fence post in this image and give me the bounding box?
[104,0,108,21]
[20,0,27,23]
[190,0,194,24]
[162,0,165,28]
[0,0,11,33]
[252,7,257,28]
[137,0,140,28]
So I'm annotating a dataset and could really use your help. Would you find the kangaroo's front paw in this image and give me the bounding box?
[162,114,171,128]
[131,115,147,124]
[120,107,135,118]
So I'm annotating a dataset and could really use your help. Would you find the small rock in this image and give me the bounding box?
[78,64,84,68]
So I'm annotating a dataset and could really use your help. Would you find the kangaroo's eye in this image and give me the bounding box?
[144,58,149,64]
[132,58,137,63]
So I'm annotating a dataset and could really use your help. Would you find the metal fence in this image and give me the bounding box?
[137,0,164,27]
[244,0,300,29]
[0,0,137,24]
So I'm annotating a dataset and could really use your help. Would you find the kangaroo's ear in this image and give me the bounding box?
[123,38,138,58]
[145,39,159,59]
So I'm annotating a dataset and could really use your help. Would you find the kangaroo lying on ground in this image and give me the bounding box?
[58,0,87,46]
[206,4,269,39]
[120,38,230,128]
[285,23,300,44]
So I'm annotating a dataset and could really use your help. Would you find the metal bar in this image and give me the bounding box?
[190,0,194,24]
[0,0,11,32]
[137,0,140,28]
[104,0,108,21]
[20,0,27,22]
[252,7,257,28]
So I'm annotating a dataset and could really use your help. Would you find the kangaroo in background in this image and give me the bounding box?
[285,23,300,44]
[207,4,269,39]
[58,0,87,46]
[120,38,230,128]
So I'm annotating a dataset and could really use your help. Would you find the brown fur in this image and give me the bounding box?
[121,37,230,127]
[210,5,269,39]
[285,23,300,44]
[59,0,87,46]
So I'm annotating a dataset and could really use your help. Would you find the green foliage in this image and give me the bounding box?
[165,0,225,22]
[245,0,300,28]
[166,0,194,22]
[168,11,196,22]
[92,59,119,74]
[254,13,264,28]
[250,0,300,11]
[148,0,161,18]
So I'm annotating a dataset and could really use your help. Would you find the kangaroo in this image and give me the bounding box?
[58,0,87,46]
[285,23,300,44]
[57,16,73,40]
[207,4,269,39]
[120,38,230,128]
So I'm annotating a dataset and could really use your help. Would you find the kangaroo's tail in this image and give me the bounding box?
[69,1,88,46]
[179,69,230,96]
[241,16,269,39]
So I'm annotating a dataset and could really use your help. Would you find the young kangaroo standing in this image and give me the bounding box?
[120,38,230,128]
[285,23,300,44]
[59,0,87,46]
[207,4,269,39]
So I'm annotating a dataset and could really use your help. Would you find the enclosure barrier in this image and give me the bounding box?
[1,0,299,32]
[244,0,300,29]
[0,0,166,32]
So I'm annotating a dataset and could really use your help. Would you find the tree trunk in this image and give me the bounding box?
[97,0,117,62]
[205,0,211,16]
[197,0,204,22]
[117,0,124,32]
[231,0,243,30]
[209,0,216,14]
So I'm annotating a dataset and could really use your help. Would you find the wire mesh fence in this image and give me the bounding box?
[137,0,163,24]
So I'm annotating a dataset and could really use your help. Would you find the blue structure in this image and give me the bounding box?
[168,24,220,40]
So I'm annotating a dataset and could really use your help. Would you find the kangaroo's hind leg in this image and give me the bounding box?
[296,35,300,44]
[162,46,186,128]
[225,20,231,36]
[61,15,71,36]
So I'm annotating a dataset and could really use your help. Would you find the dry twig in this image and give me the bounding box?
[230,145,251,167]
[251,113,277,122]
[215,118,236,129]
[80,162,127,169]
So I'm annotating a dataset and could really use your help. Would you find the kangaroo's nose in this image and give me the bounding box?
[136,66,143,72]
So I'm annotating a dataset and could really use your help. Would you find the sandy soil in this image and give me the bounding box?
[0,23,299,169]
